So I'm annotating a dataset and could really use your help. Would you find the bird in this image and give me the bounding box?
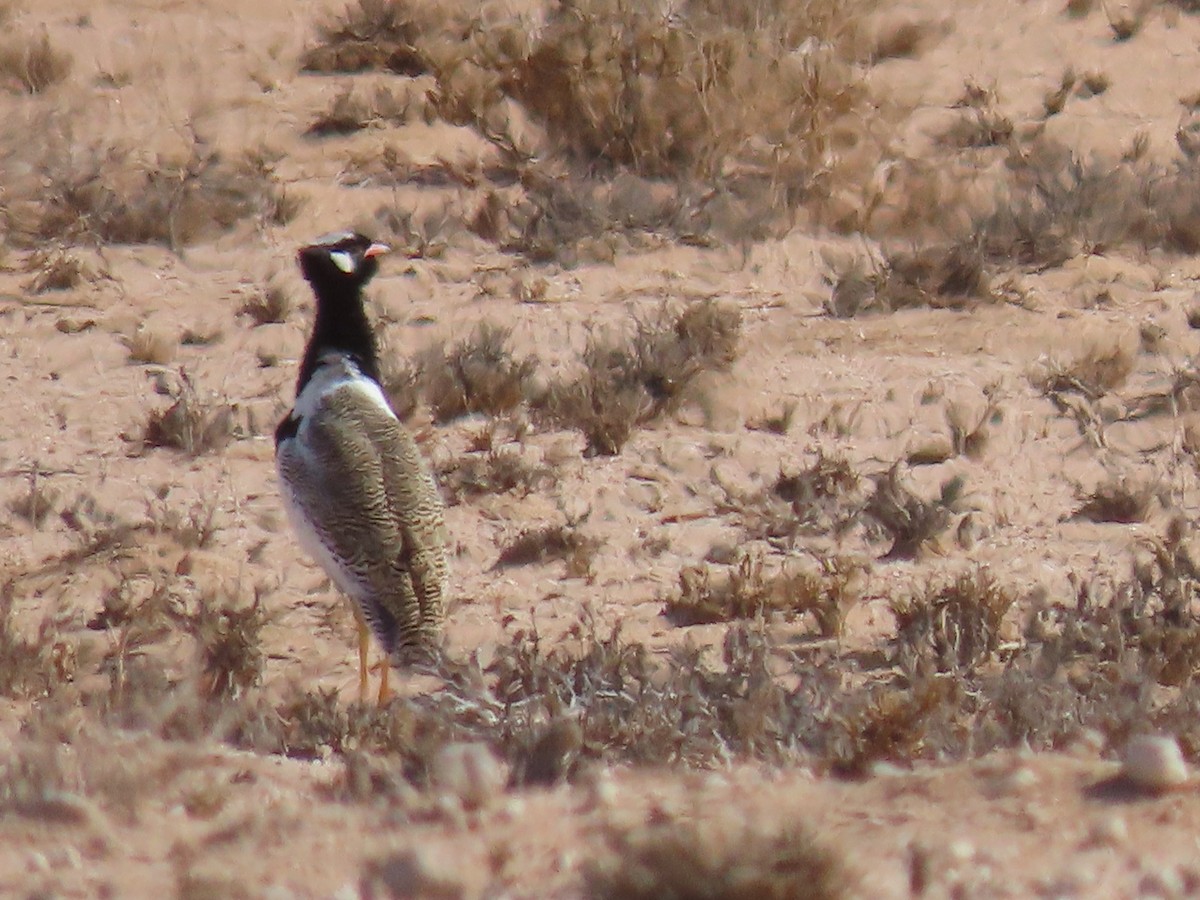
[275,231,448,703]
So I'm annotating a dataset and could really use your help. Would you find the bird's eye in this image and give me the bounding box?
[329,251,355,273]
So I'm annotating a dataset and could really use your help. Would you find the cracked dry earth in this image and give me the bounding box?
[8,0,1200,897]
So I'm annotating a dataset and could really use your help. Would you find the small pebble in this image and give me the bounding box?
[1122,735,1189,791]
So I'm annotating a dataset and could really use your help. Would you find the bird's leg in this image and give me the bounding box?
[357,618,371,704]
[377,661,391,705]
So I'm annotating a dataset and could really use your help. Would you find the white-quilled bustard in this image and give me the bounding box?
[275,231,447,703]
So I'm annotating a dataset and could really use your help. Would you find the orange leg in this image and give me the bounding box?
[377,661,391,705]
[357,618,370,704]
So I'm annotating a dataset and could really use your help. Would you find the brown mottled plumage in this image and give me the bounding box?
[275,232,447,699]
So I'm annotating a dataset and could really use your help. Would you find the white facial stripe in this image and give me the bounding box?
[329,250,355,273]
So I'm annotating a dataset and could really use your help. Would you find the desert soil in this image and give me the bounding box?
[5,0,1200,897]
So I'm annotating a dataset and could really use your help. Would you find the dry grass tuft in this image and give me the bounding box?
[140,372,242,456]
[890,569,1017,677]
[542,301,742,455]
[940,81,1013,148]
[306,83,421,136]
[585,817,853,900]
[238,275,293,326]
[0,29,72,94]
[864,466,962,560]
[421,323,537,423]
[124,325,177,365]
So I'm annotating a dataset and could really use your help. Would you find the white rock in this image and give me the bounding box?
[1122,735,1189,791]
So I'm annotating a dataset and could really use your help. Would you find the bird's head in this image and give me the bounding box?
[297,231,390,292]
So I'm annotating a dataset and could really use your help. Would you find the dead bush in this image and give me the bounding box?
[306,83,420,136]
[542,301,742,455]
[421,323,536,423]
[0,580,73,699]
[940,81,1013,148]
[124,325,177,365]
[0,29,71,94]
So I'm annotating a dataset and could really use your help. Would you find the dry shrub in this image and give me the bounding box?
[306,83,421,136]
[485,0,871,184]
[829,678,958,776]
[172,588,269,702]
[1033,334,1136,399]
[826,241,990,317]
[0,580,73,699]
[940,81,1013,148]
[23,245,95,293]
[543,300,742,455]
[438,448,551,505]
[585,817,853,900]
[864,466,963,560]
[666,553,863,637]
[719,452,868,544]
[300,0,460,75]
[0,29,71,93]
[3,125,298,250]
[421,323,536,423]
[890,569,1017,677]
[141,372,242,456]
[1074,474,1158,524]
[7,466,59,529]
[494,522,598,579]
[307,0,888,240]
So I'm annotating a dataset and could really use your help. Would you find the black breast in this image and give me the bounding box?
[275,413,301,446]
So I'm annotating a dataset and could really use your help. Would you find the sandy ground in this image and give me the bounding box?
[6,0,1200,896]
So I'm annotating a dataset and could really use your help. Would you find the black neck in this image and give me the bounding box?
[295,282,381,394]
